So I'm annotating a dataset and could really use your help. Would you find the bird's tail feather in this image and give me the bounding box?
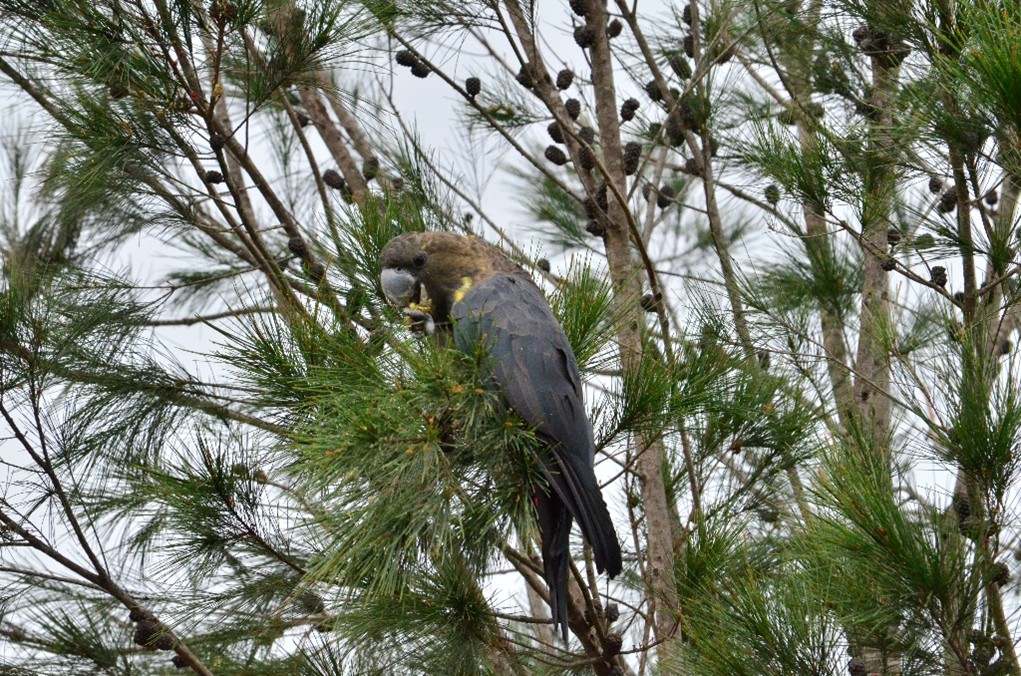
[536,492,571,642]
[553,459,623,578]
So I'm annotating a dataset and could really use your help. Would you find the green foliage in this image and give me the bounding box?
[14,601,127,673]
[751,242,863,322]
[681,568,845,675]
[326,557,515,675]
[932,348,1021,504]
[249,2,372,101]
[289,338,541,590]
[800,431,981,671]
[942,0,1021,136]
[673,510,844,674]
[672,323,736,422]
[741,124,851,215]
[548,258,621,369]
[892,299,944,357]
[674,509,754,606]
[704,366,815,463]
[329,190,437,311]
[520,168,590,250]
[610,344,676,438]
[211,299,554,670]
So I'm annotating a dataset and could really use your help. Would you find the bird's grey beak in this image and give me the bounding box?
[380,268,418,307]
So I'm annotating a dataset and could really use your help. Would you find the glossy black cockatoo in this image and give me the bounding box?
[379,232,622,640]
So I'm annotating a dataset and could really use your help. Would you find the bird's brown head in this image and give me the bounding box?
[379,232,519,325]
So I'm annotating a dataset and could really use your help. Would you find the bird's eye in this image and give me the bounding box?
[413,251,428,268]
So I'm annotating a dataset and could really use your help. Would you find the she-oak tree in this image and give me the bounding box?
[2,0,1021,674]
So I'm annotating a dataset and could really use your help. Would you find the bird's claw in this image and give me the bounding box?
[403,308,435,336]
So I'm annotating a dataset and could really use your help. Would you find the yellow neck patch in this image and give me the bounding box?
[452,276,474,303]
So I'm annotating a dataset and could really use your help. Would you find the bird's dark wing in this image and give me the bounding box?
[451,273,622,579]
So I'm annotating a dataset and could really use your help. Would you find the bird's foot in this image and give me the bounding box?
[403,308,435,336]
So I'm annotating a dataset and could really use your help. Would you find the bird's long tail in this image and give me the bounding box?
[535,491,571,642]
[554,458,623,578]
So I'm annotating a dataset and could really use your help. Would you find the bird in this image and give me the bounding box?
[379,231,622,640]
